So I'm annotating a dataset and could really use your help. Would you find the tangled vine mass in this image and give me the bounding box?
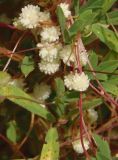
[0,0,118,160]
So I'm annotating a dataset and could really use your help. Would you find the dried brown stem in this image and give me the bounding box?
[3,31,26,71]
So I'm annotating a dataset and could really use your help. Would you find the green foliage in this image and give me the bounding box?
[56,6,66,32]
[40,128,59,160]
[96,60,118,72]
[83,98,103,110]
[0,0,117,159]
[0,71,11,85]
[92,24,118,52]
[0,84,55,121]
[80,0,103,12]
[92,134,112,160]
[89,51,98,67]
[54,78,79,116]
[101,11,118,25]
[21,56,35,77]
[55,78,65,96]
[86,51,118,81]
[69,9,97,37]
[102,82,118,96]
[102,0,117,13]
[56,6,67,43]
[6,120,17,143]
[72,0,79,16]
[80,0,116,13]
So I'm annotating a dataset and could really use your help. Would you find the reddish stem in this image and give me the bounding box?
[88,61,118,108]
[77,40,82,73]
[69,15,91,159]
[78,93,90,159]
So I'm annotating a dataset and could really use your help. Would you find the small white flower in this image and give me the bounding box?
[59,45,88,67]
[39,59,60,75]
[59,45,76,66]
[40,26,61,42]
[39,43,59,62]
[72,138,89,154]
[37,43,44,48]
[64,72,90,92]
[78,38,88,66]
[73,72,90,91]
[59,3,71,18]
[80,51,88,66]
[39,12,51,22]
[64,72,74,90]
[33,83,51,101]
[19,5,40,29]
[88,109,98,124]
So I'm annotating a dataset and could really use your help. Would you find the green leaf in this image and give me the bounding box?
[80,0,116,13]
[54,78,67,116]
[88,51,98,68]
[96,74,108,81]
[56,8,71,43]
[55,78,65,96]
[6,121,17,143]
[85,51,101,80]
[0,85,55,121]
[45,128,58,143]
[102,0,117,12]
[72,0,79,16]
[56,6,66,42]
[83,98,103,110]
[69,10,97,37]
[83,33,97,45]
[101,11,118,25]
[21,56,34,77]
[102,82,118,96]
[93,134,112,160]
[92,24,118,52]
[65,91,79,102]
[0,71,11,85]
[93,60,118,81]
[96,60,118,72]
[40,128,59,160]
[80,0,103,13]
[107,11,118,25]
[108,77,118,85]
[64,29,72,44]
[103,51,118,61]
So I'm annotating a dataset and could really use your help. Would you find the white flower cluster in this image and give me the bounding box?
[19,5,40,29]
[64,72,90,92]
[8,78,25,89]
[59,45,75,66]
[13,4,89,92]
[88,108,98,124]
[40,26,61,43]
[37,24,61,74]
[38,41,88,75]
[59,45,88,67]
[38,43,61,62]
[59,3,71,18]
[39,59,60,75]
[37,26,61,75]
[32,82,51,101]
[72,138,89,154]
[13,5,51,29]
